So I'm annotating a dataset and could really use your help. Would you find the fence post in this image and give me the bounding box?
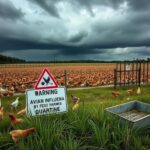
[64,70,67,90]
[124,62,126,86]
[138,62,141,87]
[120,63,121,86]
[143,61,145,83]
[114,69,117,89]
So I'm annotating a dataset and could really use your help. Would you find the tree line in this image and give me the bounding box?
[0,54,26,64]
[0,54,150,64]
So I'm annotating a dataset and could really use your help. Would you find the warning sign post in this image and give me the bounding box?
[26,87,67,116]
[26,68,67,116]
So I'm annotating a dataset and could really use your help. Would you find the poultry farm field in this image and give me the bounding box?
[0,86,150,149]
[0,63,115,95]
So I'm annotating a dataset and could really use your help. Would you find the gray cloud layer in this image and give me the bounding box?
[30,0,60,18]
[0,0,150,60]
[0,0,24,20]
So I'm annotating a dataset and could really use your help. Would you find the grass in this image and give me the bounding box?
[0,85,150,150]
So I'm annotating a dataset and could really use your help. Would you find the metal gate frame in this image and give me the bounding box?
[114,61,149,88]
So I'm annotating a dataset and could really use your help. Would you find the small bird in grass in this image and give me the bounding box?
[72,102,79,110]
[127,89,134,95]
[71,95,80,110]
[137,86,141,95]
[0,107,4,121]
[71,95,80,104]
[112,91,120,97]
[8,113,23,126]
[17,108,26,115]
[9,128,35,143]
[11,97,19,110]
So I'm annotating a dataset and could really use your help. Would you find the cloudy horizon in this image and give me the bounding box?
[0,0,150,61]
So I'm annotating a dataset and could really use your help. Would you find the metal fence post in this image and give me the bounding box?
[114,69,117,89]
[138,62,141,87]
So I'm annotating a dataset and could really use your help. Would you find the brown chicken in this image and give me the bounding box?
[17,108,26,115]
[127,89,134,95]
[112,91,120,97]
[71,95,80,104]
[8,90,15,96]
[9,128,35,143]
[8,113,23,126]
[137,86,141,95]
[0,107,4,121]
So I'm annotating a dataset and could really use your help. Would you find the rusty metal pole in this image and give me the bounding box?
[114,69,117,89]
[120,63,121,86]
[143,61,145,84]
[138,62,141,87]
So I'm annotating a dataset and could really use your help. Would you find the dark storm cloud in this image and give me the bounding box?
[68,32,88,43]
[129,11,150,25]
[130,48,150,56]
[0,37,63,51]
[67,0,126,16]
[29,0,125,18]
[1,35,150,56]
[0,36,105,55]
[30,0,60,18]
[0,0,150,60]
[127,0,150,11]
[72,0,124,8]
[0,0,24,20]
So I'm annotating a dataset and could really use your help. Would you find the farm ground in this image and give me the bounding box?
[0,63,116,93]
[0,85,150,150]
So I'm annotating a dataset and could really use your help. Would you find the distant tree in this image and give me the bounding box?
[0,54,26,64]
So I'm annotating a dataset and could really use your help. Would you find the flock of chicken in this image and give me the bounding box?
[111,86,141,98]
[0,65,115,95]
[0,97,33,143]
[0,94,81,143]
[0,85,141,143]
[0,64,149,95]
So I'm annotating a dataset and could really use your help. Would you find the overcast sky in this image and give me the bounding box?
[0,0,150,61]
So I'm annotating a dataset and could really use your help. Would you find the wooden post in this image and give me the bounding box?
[64,70,67,90]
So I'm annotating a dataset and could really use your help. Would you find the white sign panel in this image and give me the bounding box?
[26,87,67,116]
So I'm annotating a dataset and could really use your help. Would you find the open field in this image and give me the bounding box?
[0,63,150,95]
[0,85,150,149]
[0,63,115,94]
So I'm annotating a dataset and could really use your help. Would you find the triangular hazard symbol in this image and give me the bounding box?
[35,68,58,89]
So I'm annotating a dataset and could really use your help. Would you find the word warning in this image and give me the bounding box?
[26,87,67,116]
